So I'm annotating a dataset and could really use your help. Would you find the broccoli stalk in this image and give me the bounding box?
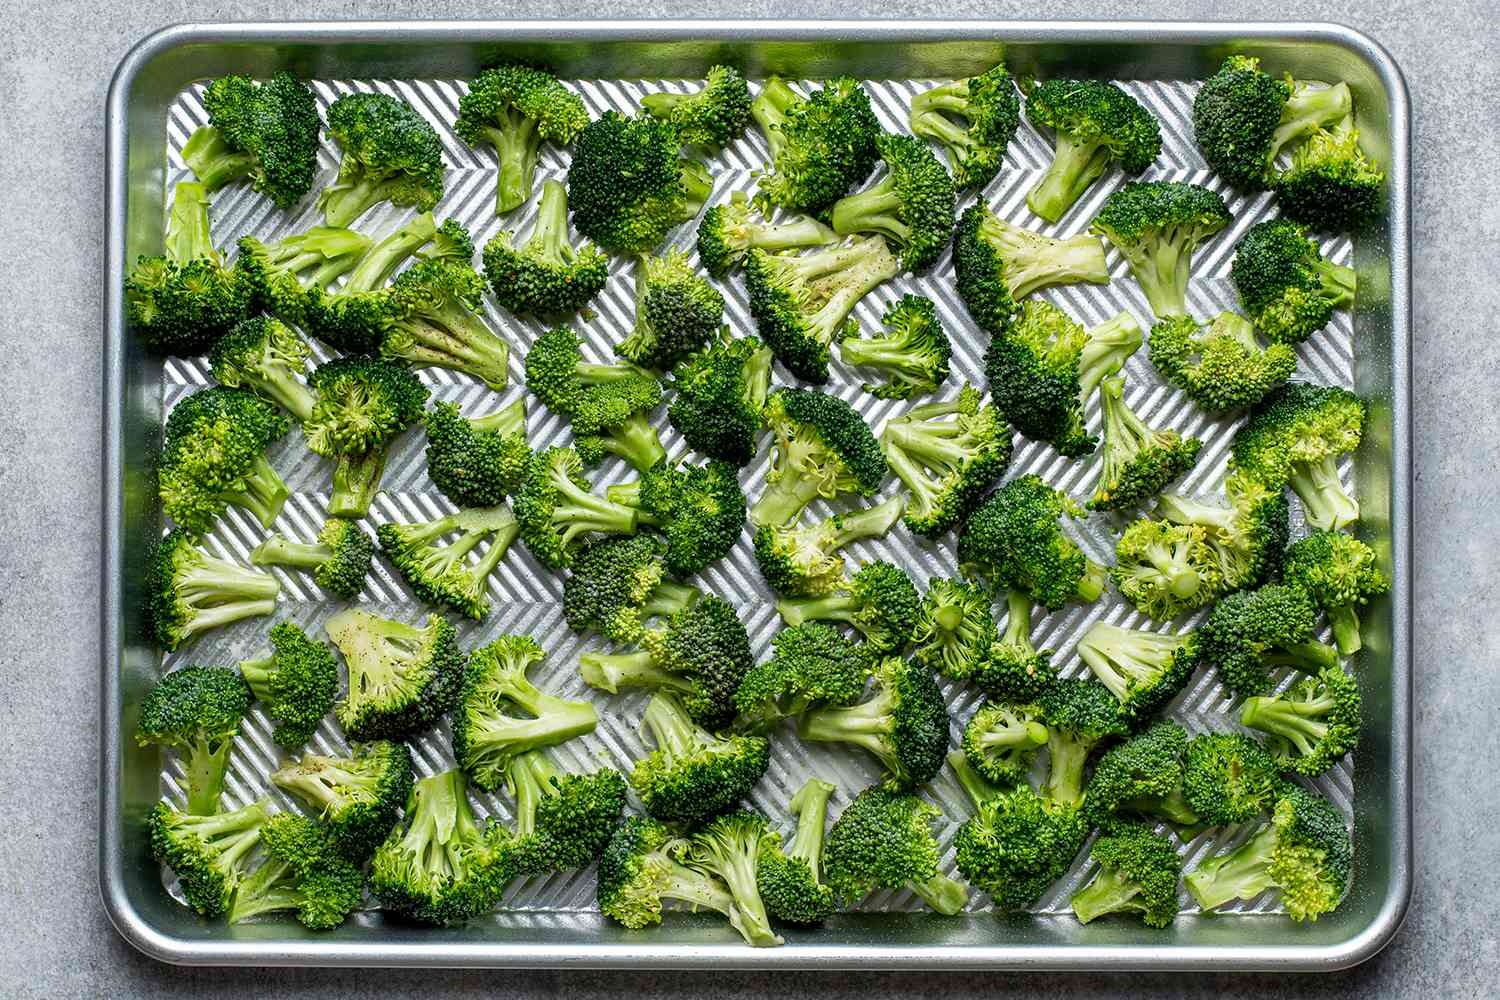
[750,389,887,528]
[755,777,839,925]
[839,293,952,400]
[696,192,837,277]
[377,507,519,620]
[147,799,269,917]
[753,497,905,598]
[1069,823,1182,928]
[1186,823,1278,911]
[1088,375,1202,511]
[148,531,282,651]
[250,518,373,601]
[512,448,643,568]
[798,656,949,787]
[210,317,319,422]
[678,813,784,947]
[1240,666,1361,776]
[1025,81,1162,223]
[136,666,252,814]
[182,127,257,193]
[828,133,957,271]
[456,66,590,215]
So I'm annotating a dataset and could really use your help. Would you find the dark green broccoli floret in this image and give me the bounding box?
[511,447,643,569]
[609,459,747,576]
[1241,666,1362,776]
[303,356,429,517]
[1087,375,1202,511]
[961,701,1048,787]
[753,497,905,598]
[423,399,531,509]
[325,608,465,741]
[232,228,372,332]
[641,66,753,150]
[1148,312,1298,413]
[483,179,608,317]
[238,621,338,749]
[183,73,320,208]
[1024,79,1161,223]
[958,474,1108,611]
[227,813,363,930]
[751,388,888,527]
[778,561,921,655]
[562,534,698,642]
[620,250,724,371]
[952,204,1110,335]
[271,741,414,861]
[839,293,952,400]
[630,692,770,825]
[1083,721,1200,827]
[828,133,956,272]
[503,750,627,876]
[147,530,281,652]
[733,622,871,733]
[798,655,948,787]
[209,316,320,423]
[452,635,598,793]
[157,386,290,534]
[377,507,518,620]
[1199,583,1340,697]
[911,576,997,681]
[1076,622,1199,723]
[1071,822,1182,928]
[1285,530,1389,655]
[1231,382,1366,530]
[1231,220,1356,345]
[250,517,374,600]
[1152,472,1291,593]
[757,777,839,924]
[136,666,252,815]
[1091,180,1232,320]
[880,386,1013,537]
[317,92,445,227]
[1036,678,1132,808]
[752,76,881,215]
[1181,731,1283,826]
[909,63,1021,190]
[696,191,836,278]
[568,111,713,254]
[1109,518,1222,622]
[744,237,899,383]
[1275,125,1384,231]
[147,798,268,917]
[377,258,511,390]
[456,65,590,214]
[667,333,773,466]
[969,589,1059,701]
[824,784,969,915]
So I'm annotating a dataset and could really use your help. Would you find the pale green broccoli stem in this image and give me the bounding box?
[1288,453,1360,530]
[394,771,470,883]
[321,175,395,229]
[1264,639,1341,674]
[1124,225,1202,319]
[1001,589,1034,648]
[1155,492,1237,534]
[164,182,216,263]
[529,180,571,262]
[1240,692,1333,756]
[1078,312,1144,400]
[464,676,597,779]
[580,649,694,697]
[182,735,238,815]
[740,208,837,254]
[471,399,527,437]
[750,77,801,159]
[910,82,974,155]
[267,230,372,290]
[506,751,559,838]
[388,306,511,391]
[640,693,707,758]
[1269,82,1352,163]
[329,450,387,518]
[344,213,437,292]
[786,779,835,876]
[175,556,283,619]
[1312,258,1357,308]
[1027,132,1113,223]
[913,873,970,915]
[1044,730,1093,808]
[829,173,910,245]
[1185,824,1278,910]
[776,591,859,627]
[182,127,256,193]
[948,748,1001,807]
[549,477,640,547]
[476,106,541,215]
[250,534,331,571]
[1327,605,1363,655]
[1071,865,1143,924]
[804,239,900,345]
[270,757,368,813]
[189,803,268,867]
[237,653,279,704]
[973,713,1050,757]
[1122,786,1200,828]
[797,685,897,760]
[751,474,824,529]
[1077,625,1180,703]
[982,219,1111,298]
[227,855,300,924]
[218,454,289,529]
[589,414,667,472]
[1131,532,1202,600]
[1075,561,1109,603]
[679,160,714,218]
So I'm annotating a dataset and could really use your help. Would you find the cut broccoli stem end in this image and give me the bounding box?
[1072,866,1144,924]
[183,737,237,815]
[829,179,907,245]
[580,651,693,697]
[751,474,824,528]
[1240,697,1327,756]
[225,453,291,529]
[1328,605,1363,655]
[250,535,330,571]
[346,213,437,292]
[1045,731,1092,808]
[1288,456,1360,531]
[787,779,835,873]
[1269,82,1352,161]
[1266,639,1341,675]
[320,175,387,230]
[777,593,858,627]
[912,873,970,915]
[643,582,699,619]
[238,655,277,703]
[1076,560,1109,603]
[1314,259,1358,308]
[1185,825,1278,911]
[602,415,667,473]
[227,858,300,924]
[328,450,387,518]
[182,126,256,193]
[1027,133,1110,223]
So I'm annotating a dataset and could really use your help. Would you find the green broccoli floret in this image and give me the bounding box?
[665,334,772,466]
[1241,666,1362,776]
[911,577,997,680]
[147,530,281,652]
[377,507,518,620]
[958,474,1108,610]
[1036,677,1133,808]
[1071,822,1182,928]
[512,447,643,569]
[969,590,1058,701]
[751,388,888,527]
[1091,180,1232,320]
[1186,783,1351,922]
[451,635,598,792]
[778,561,921,655]
[824,784,969,915]
[1275,124,1384,231]
[608,459,746,576]
[1230,382,1366,530]
[303,356,429,517]
[620,250,724,371]
[641,66,753,150]
[568,111,713,254]
[233,228,372,331]
[1109,518,1222,621]
[209,316,319,423]
[1199,583,1340,697]
[744,237,899,383]
[753,497,905,598]
[250,517,374,600]
[147,798,268,917]
[798,654,948,787]
[909,63,1021,190]
[1088,375,1202,511]
[1083,721,1200,827]
[952,204,1110,335]
[456,65,590,215]
[1152,472,1292,592]
[136,666,252,814]
[1231,220,1356,345]
[562,535,699,642]
[1076,622,1199,723]
[325,608,465,741]
[157,386,290,534]
[183,73,319,208]
[984,301,1143,457]
[377,259,511,390]
[238,621,338,749]
[828,133,956,272]
[317,92,445,227]
[483,179,609,317]
[271,741,414,861]
[368,769,514,926]
[580,595,753,731]
[502,750,627,876]
[1024,79,1162,223]
[227,813,363,930]
[1181,731,1283,826]
[757,778,839,924]
[1285,530,1389,655]
[961,701,1048,787]
[752,76,881,215]
[677,811,785,946]
[733,622,871,733]
[1148,312,1297,413]
[630,692,770,825]
[880,386,1013,537]
[839,293,952,400]
[423,399,531,509]
[696,192,836,278]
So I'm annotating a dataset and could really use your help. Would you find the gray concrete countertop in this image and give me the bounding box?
[2,2,1493,996]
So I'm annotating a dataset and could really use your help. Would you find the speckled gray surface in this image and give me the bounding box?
[0,2,1494,997]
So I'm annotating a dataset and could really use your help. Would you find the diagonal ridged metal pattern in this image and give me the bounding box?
[154,71,1361,922]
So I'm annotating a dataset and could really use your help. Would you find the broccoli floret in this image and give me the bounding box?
[562,534,699,642]
[744,237,900,383]
[630,692,770,825]
[157,386,290,534]
[451,635,598,792]
[958,474,1108,610]
[512,447,643,569]
[1084,721,1200,827]
[483,179,608,318]
[1109,518,1222,621]
[1186,783,1351,922]
[641,66,753,150]
[147,530,281,652]
[1275,125,1384,231]
[952,204,1110,335]
[317,92,445,227]
[753,497,905,598]
[271,741,414,861]
[1231,382,1366,531]
[984,301,1143,457]
[696,191,837,278]
[1153,473,1291,592]
[911,577,997,680]
[368,769,515,926]
[752,76,882,215]
[676,811,785,947]
[1076,622,1199,723]
[182,73,319,208]
[620,251,725,371]
[961,701,1048,787]
[423,399,531,509]
[824,784,969,915]
[502,750,627,876]
[1024,79,1162,223]
[1285,530,1389,655]
[580,595,754,730]
[798,655,948,787]
[250,517,374,600]
[1181,731,1283,826]
[751,388,888,527]
[377,259,511,390]
[1087,376,1202,511]
[839,293,952,400]
[828,133,956,272]
[909,64,1021,190]
[568,111,713,254]
[1231,220,1356,345]
[1036,677,1132,808]
[608,459,746,576]
[667,333,773,466]
[1241,666,1362,776]
[778,561,921,655]
[233,228,372,331]
[227,813,364,930]
[303,356,429,517]
[238,621,338,749]
[209,317,319,423]
[1071,822,1182,928]
[757,778,839,924]
[733,622,871,733]
[325,609,465,741]
[456,65,590,215]
[1091,180,1232,319]
[136,666,252,814]
[969,589,1059,701]
[880,386,1013,537]
[376,506,519,620]
[1199,583,1340,697]
[146,798,269,917]
[1148,312,1297,413]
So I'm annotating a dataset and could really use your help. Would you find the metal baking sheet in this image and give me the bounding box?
[101,21,1411,970]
